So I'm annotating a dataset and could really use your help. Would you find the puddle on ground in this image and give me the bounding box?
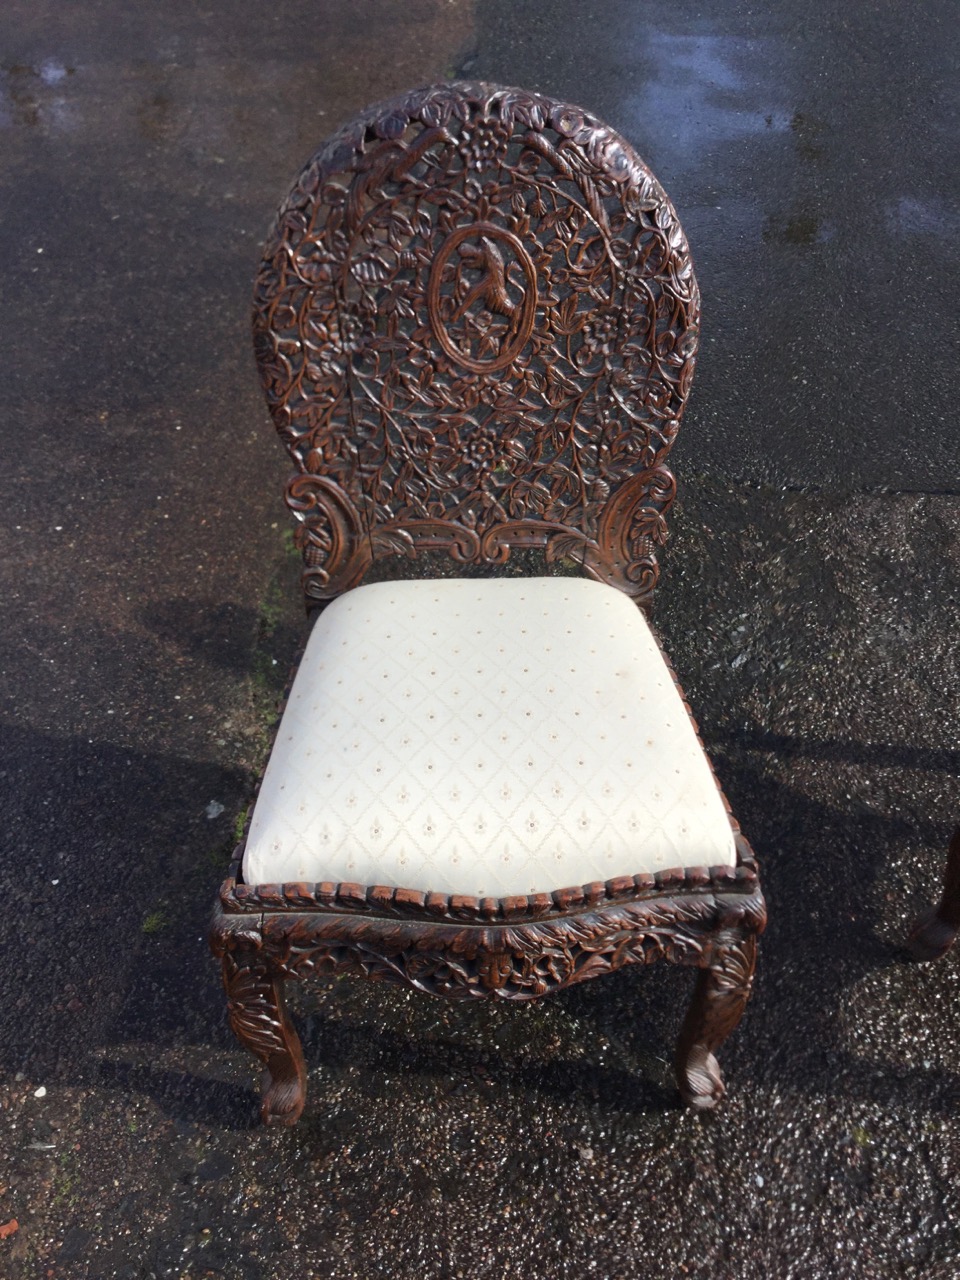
[0,60,77,130]
[624,28,792,169]
[884,194,960,241]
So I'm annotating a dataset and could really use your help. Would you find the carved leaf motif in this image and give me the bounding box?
[224,960,287,1060]
[253,83,699,602]
[251,895,738,1002]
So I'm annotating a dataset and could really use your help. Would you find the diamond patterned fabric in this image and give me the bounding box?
[242,577,736,897]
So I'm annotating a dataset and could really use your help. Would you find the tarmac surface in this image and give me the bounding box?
[1,2,958,1277]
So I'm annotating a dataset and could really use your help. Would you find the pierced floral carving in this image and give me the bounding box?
[253,81,700,601]
[214,889,764,1003]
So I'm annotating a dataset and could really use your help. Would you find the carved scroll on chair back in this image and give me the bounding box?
[214,83,766,1126]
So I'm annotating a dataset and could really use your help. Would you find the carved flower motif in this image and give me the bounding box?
[304,306,369,381]
[592,135,632,183]
[550,105,584,138]
[565,128,635,185]
[578,309,622,363]
[459,115,512,172]
[329,308,365,354]
[463,421,502,473]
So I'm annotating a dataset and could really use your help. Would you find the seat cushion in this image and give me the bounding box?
[242,577,736,897]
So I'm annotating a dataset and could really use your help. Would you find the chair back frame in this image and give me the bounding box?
[252,82,700,605]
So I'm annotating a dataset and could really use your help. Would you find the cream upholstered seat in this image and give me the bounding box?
[244,577,735,897]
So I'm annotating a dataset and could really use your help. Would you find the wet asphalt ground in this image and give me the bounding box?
[1,1,959,1276]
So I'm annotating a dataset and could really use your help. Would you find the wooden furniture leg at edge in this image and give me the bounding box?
[222,946,307,1126]
[907,826,960,962]
[675,929,757,1110]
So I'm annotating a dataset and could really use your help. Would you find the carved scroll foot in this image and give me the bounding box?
[675,931,757,1110]
[222,950,307,1126]
[906,827,960,963]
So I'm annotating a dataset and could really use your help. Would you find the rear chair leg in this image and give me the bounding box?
[907,826,960,962]
[222,948,307,1125]
[675,931,757,1109]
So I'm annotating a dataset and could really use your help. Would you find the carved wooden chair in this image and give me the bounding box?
[209,82,766,1125]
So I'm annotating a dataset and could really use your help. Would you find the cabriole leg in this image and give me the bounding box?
[907,826,960,962]
[222,948,307,1126]
[675,930,757,1110]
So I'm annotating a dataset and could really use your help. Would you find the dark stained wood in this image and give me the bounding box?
[676,931,758,1108]
[211,870,764,1125]
[252,81,699,606]
[906,826,960,962]
[213,878,765,1002]
[218,937,307,1126]
[213,81,765,1125]
[217,835,759,922]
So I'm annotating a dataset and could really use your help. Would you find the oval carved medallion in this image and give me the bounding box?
[427,222,537,372]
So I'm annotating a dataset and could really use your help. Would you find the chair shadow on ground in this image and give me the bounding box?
[4,712,957,1132]
[107,718,960,1126]
[94,1011,682,1133]
[138,594,302,680]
